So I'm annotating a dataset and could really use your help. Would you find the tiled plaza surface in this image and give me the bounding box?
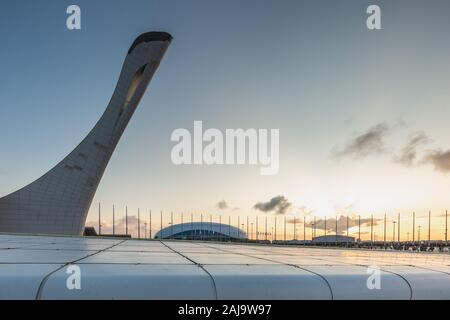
[1,234,450,299]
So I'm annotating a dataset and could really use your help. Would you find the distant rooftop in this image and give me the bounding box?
[312,235,356,243]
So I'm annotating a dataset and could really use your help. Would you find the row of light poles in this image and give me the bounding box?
[96,204,447,244]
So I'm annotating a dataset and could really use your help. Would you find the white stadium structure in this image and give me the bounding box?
[154,222,247,241]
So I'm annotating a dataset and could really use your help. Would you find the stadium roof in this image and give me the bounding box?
[1,234,450,299]
[154,222,247,239]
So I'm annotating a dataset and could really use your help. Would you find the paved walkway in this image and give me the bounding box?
[1,234,450,299]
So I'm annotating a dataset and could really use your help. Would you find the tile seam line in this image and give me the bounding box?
[356,258,450,299]
[159,240,218,300]
[353,256,450,276]
[34,239,127,300]
[308,256,414,300]
[355,263,413,300]
[198,242,334,300]
[218,244,415,300]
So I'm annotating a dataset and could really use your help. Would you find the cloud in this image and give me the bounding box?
[286,217,303,225]
[298,206,315,216]
[216,200,229,210]
[216,200,239,211]
[395,132,429,166]
[253,195,292,215]
[423,149,450,173]
[336,123,390,159]
[289,215,381,235]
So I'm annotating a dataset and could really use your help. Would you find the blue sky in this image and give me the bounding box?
[1,0,450,237]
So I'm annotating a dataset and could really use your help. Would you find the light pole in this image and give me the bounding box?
[170,211,173,240]
[149,209,152,239]
[265,216,268,241]
[125,206,128,236]
[112,204,115,236]
[228,216,231,239]
[293,217,296,240]
[168,221,172,239]
[360,215,362,242]
[247,216,249,240]
[303,216,306,242]
[428,210,431,244]
[219,215,222,241]
[446,210,448,243]
[335,216,338,245]
[347,215,349,237]
[144,222,147,239]
[314,216,316,238]
[392,221,396,243]
[181,212,184,234]
[98,202,101,236]
[160,211,163,239]
[418,225,421,242]
[371,214,374,245]
[138,208,140,239]
[274,216,277,241]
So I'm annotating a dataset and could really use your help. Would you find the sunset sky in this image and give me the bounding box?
[1,0,450,239]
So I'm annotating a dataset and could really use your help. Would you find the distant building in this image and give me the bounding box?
[272,240,310,245]
[312,235,355,243]
[83,227,131,238]
[154,222,247,241]
[83,227,98,236]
